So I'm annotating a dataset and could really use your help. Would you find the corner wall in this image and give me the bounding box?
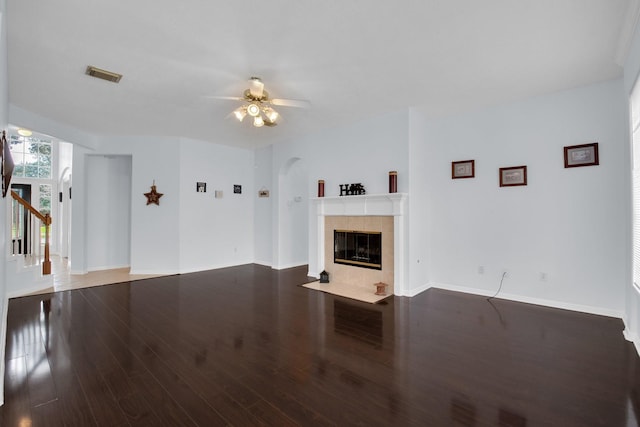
[86,155,132,271]
[408,108,431,294]
[73,135,256,275]
[73,136,181,274]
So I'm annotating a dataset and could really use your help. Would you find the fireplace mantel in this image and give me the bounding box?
[312,193,408,296]
[312,193,407,217]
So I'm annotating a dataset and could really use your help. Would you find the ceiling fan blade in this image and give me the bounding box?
[204,95,245,101]
[270,98,311,108]
[249,77,264,98]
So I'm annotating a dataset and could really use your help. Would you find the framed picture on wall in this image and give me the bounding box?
[233,184,242,194]
[499,165,527,187]
[196,182,207,193]
[452,160,475,179]
[564,142,599,168]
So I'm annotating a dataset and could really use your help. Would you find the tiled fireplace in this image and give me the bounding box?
[325,215,394,294]
[313,193,408,296]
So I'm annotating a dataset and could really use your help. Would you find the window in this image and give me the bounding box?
[7,132,56,246]
[631,80,640,289]
[9,134,52,179]
[39,184,51,215]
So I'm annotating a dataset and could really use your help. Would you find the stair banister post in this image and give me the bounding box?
[42,213,51,275]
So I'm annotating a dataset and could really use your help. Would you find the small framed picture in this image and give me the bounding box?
[499,165,527,187]
[452,160,475,179]
[258,189,270,198]
[564,142,599,168]
[233,185,242,194]
[196,182,207,193]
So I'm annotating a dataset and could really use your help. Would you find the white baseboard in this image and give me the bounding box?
[623,323,640,357]
[179,263,240,274]
[401,282,430,297]
[272,262,308,270]
[129,269,180,275]
[254,260,272,268]
[88,264,130,272]
[623,327,638,344]
[134,261,283,276]
[429,282,623,319]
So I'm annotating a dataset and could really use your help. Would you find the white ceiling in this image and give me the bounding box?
[6,0,633,149]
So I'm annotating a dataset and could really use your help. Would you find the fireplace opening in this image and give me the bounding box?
[334,230,382,270]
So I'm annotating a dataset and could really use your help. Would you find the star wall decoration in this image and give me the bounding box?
[144,181,163,205]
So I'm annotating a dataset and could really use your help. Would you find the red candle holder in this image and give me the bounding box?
[389,171,397,193]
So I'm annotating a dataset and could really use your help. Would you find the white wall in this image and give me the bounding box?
[268,110,410,276]
[86,155,131,271]
[411,79,628,316]
[274,110,410,198]
[70,135,256,275]
[57,141,73,258]
[276,157,308,269]
[408,108,431,294]
[254,145,273,266]
[0,0,8,406]
[624,20,640,350]
[10,105,98,150]
[70,137,181,274]
[70,144,90,273]
[178,138,254,272]
[93,136,181,274]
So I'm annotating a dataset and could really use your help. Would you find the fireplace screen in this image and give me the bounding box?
[334,230,382,270]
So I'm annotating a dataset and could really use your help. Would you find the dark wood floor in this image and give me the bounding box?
[1,264,639,426]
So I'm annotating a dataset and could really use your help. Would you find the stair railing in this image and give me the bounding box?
[10,190,52,275]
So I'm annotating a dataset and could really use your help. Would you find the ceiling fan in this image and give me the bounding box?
[216,77,310,128]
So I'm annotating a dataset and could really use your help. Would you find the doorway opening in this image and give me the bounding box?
[11,183,31,255]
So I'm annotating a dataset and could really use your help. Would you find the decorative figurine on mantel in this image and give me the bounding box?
[339,183,366,196]
[144,180,163,205]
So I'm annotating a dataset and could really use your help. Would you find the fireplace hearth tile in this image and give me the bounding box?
[302,281,391,304]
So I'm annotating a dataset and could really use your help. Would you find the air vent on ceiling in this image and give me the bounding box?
[85,65,122,83]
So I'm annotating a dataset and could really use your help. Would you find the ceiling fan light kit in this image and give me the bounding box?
[223,77,310,128]
[234,99,279,127]
[247,103,261,117]
[264,107,279,122]
[233,107,247,122]
[237,87,280,127]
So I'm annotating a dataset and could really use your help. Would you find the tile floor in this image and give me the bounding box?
[28,255,166,295]
[302,280,391,303]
